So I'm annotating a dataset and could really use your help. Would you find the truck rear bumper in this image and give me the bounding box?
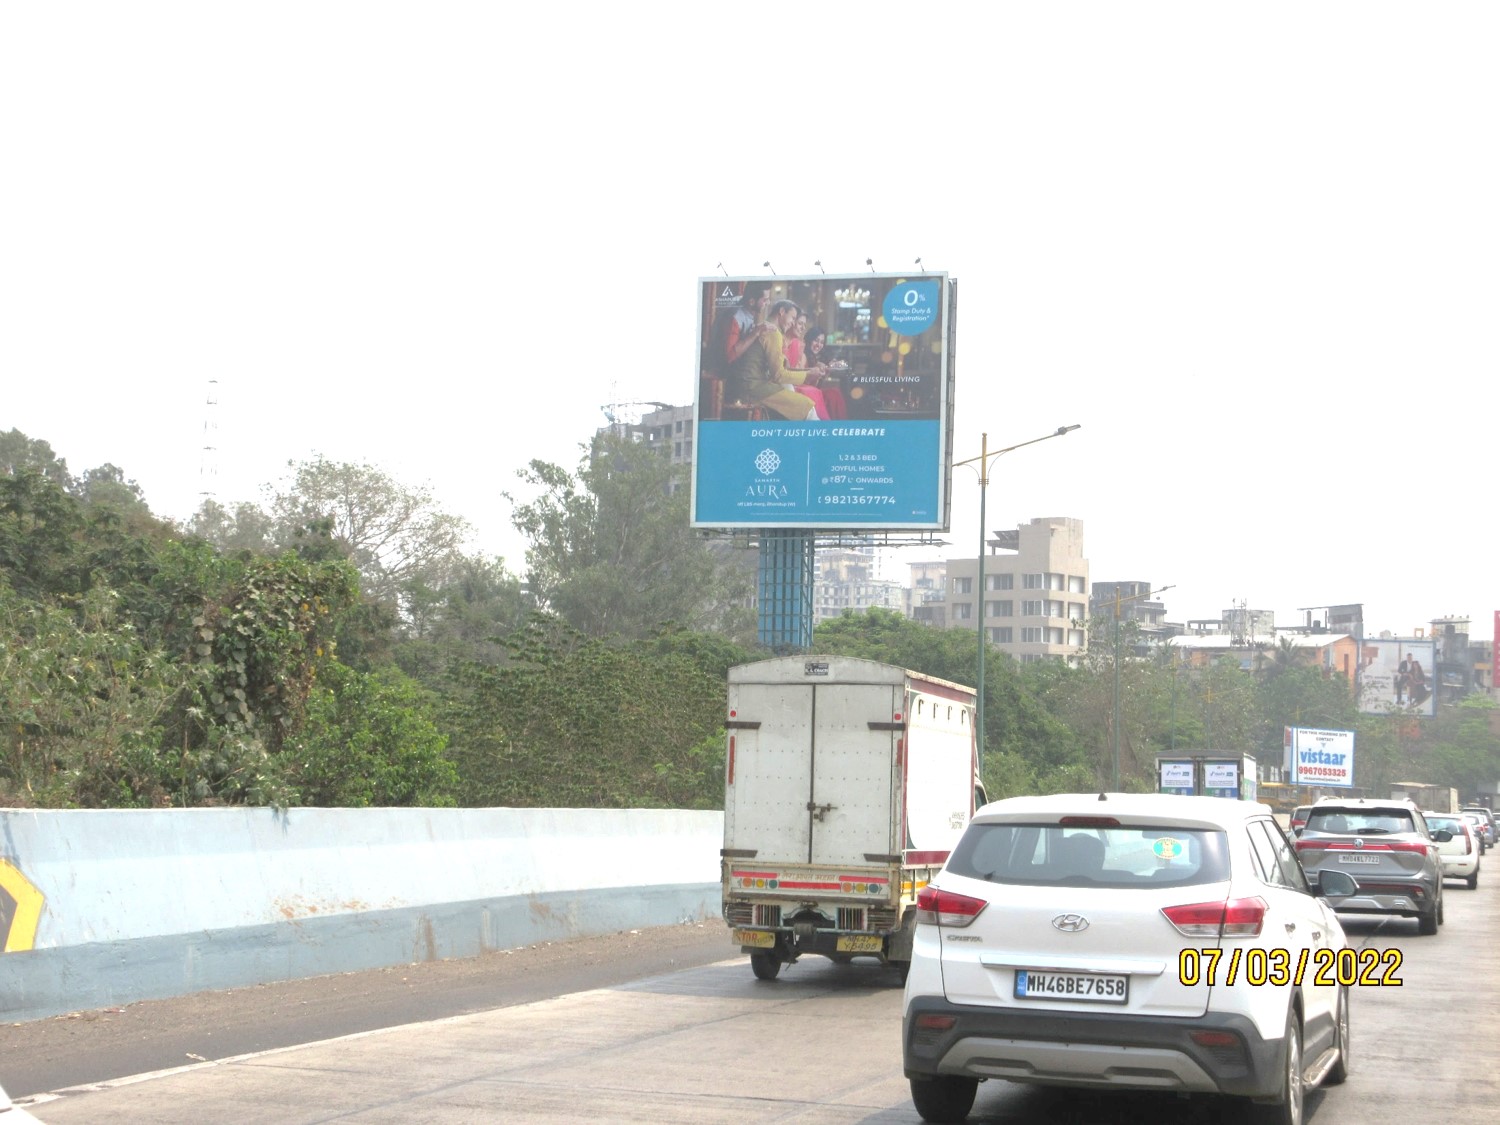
[732,925,888,959]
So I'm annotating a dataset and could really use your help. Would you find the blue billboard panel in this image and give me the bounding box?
[693,273,953,530]
[695,420,941,526]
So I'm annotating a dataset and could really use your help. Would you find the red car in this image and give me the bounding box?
[1289,805,1314,835]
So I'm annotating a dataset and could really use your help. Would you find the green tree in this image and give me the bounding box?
[446,613,730,808]
[1251,662,1358,776]
[286,662,457,806]
[0,429,73,486]
[1409,696,1500,797]
[813,608,1085,796]
[0,468,87,601]
[0,580,187,807]
[188,498,277,554]
[190,550,362,755]
[509,434,754,640]
[266,457,472,619]
[393,553,530,687]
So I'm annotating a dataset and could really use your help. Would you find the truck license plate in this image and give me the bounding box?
[835,935,883,953]
[1014,970,1128,1003]
[733,929,775,948]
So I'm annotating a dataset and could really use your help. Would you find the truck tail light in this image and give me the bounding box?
[915,886,987,928]
[1161,896,1266,938]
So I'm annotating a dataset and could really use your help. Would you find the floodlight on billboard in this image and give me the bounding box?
[690,272,955,531]
[1355,637,1437,716]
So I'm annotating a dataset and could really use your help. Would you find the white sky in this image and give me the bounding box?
[3,3,1495,639]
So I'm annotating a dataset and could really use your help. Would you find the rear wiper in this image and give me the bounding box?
[1354,827,1393,835]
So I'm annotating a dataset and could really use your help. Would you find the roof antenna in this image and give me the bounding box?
[814,259,825,274]
[716,262,729,277]
[763,260,776,275]
[866,257,875,272]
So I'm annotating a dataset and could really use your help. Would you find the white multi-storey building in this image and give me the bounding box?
[926,516,1091,663]
[815,546,905,622]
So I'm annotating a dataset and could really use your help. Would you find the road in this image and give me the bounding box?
[5,873,1500,1123]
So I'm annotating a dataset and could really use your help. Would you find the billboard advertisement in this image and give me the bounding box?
[691,273,954,530]
[1356,637,1437,716]
[1285,727,1356,787]
[1158,759,1194,795]
[1156,755,1257,798]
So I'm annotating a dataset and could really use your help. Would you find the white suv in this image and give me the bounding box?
[902,793,1355,1125]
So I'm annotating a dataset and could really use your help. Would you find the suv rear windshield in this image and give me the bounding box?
[947,822,1230,889]
[1306,806,1417,835]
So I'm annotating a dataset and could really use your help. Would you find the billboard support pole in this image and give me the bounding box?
[757,530,815,653]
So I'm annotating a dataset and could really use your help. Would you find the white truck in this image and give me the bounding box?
[720,656,986,980]
[1389,782,1460,813]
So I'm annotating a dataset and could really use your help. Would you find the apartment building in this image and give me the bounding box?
[1090,580,1178,655]
[907,559,948,626]
[814,545,905,622]
[942,516,1090,663]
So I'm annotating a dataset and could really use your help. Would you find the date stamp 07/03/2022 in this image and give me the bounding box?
[1178,946,1403,988]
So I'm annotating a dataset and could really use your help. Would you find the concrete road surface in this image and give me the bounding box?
[9,874,1500,1123]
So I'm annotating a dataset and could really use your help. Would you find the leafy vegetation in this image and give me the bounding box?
[3,425,1496,810]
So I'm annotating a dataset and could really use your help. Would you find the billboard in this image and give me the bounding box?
[691,273,954,530]
[1285,727,1356,787]
[1356,637,1437,716]
[1158,759,1194,795]
[1156,755,1258,799]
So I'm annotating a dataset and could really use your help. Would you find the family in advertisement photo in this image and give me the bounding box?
[697,277,944,424]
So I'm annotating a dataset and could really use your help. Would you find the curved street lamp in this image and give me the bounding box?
[954,425,1081,773]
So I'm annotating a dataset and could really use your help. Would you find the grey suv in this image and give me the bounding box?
[1293,797,1445,934]
[1460,806,1496,849]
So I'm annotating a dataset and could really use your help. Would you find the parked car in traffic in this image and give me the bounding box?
[1459,806,1496,849]
[902,793,1354,1125]
[1425,812,1481,889]
[1293,797,1445,934]
[1460,811,1491,854]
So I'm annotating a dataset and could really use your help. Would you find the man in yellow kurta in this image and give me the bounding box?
[725,300,820,421]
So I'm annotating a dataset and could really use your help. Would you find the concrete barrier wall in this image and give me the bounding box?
[0,807,724,1023]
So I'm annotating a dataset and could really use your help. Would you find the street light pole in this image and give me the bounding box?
[955,425,1081,776]
[1109,583,1174,791]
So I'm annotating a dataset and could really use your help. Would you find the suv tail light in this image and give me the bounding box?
[1161,896,1267,938]
[915,886,987,928]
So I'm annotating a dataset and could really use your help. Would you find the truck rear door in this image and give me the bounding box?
[727,681,899,867]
